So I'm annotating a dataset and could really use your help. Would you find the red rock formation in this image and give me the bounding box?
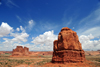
[11,46,29,57]
[52,27,85,63]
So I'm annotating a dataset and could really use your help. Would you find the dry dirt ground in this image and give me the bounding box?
[1,51,100,56]
[15,59,98,67]
[0,51,100,67]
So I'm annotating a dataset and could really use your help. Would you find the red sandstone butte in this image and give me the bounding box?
[52,27,85,63]
[10,46,29,57]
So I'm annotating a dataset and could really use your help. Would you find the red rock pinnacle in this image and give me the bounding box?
[52,27,85,63]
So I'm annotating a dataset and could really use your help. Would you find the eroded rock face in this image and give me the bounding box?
[52,27,85,63]
[11,46,29,57]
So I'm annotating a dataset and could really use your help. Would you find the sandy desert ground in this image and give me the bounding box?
[0,51,100,67]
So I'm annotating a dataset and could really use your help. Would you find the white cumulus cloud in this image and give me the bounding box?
[79,34,100,51]
[24,43,54,51]
[29,20,34,27]
[0,22,13,37]
[0,24,29,51]
[20,26,25,33]
[16,28,20,31]
[10,25,29,43]
[31,30,57,46]
[25,20,35,31]
[27,20,35,30]
[1,32,29,51]
[12,33,29,43]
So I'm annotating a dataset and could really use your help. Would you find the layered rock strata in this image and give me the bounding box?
[52,27,85,63]
[11,46,29,56]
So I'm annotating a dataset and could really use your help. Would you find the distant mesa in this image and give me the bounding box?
[10,46,29,57]
[10,46,53,57]
[97,49,100,51]
[52,27,85,63]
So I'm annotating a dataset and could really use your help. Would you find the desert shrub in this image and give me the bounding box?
[94,63,100,66]
[0,62,2,64]
[0,56,38,67]
[8,65,12,67]
[35,59,51,65]
[25,62,32,65]
[5,53,9,54]
[5,62,8,65]
[17,60,24,64]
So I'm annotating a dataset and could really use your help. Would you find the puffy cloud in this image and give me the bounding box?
[79,34,100,51]
[2,32,29,48]
[79,34,94,41]
[10,25,29,43]
[1,39,22,51]
[29,20,34,25]
[26,20,35,31]
[1,38,14,51]
[16,28,20,31]
[1,33,29,51]
[0,24,29,51]
[24,43,53,51]
[28,20,35,29]
[31,30,57,46]
[0,22,13,37]
[12,33,29,43]
[20,26,25,32]
[15,26,25,32]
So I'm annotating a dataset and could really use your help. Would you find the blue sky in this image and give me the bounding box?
[0,0,100,51]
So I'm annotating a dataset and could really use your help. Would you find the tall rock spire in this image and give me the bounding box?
[52,27,85,63]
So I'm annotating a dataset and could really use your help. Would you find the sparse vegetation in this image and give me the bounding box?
[0,58,35,67]
[35,59,52,65]
[0,53,100,67]
[0,53,52,67]
[0,53,11,57]
[30,54,52,58]
[85,55,100,67]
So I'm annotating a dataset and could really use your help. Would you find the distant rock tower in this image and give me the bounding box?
[10,46,29,57]
[52,27,85,63]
